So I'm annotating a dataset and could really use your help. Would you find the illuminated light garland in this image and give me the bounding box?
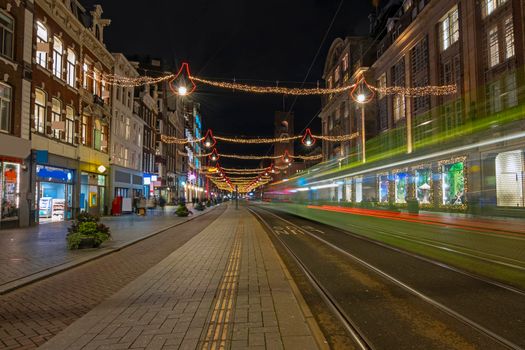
[370,84,457,97]
[214,135,302,143]
[316,132,359,142]
[89,63,457,98]
[191,76,357,96]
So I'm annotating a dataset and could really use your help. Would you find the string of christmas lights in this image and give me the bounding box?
[370,85,457,97]
[190,76,356,96]
[316,133,359,142]
[214,135,302,143]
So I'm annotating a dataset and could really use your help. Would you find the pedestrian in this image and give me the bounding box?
[159,196,166,213]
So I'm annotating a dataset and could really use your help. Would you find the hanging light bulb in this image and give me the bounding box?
[209,148,219,162]
[168,62,196,96]
[350,76,375,104]
[202,129,216,149]
[302,128,316,147]
[283,150,291,164]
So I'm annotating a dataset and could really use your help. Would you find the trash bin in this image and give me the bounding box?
[407,199,419,214]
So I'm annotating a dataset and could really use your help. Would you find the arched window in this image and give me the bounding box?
[34,89,46,133]
[51,98,62,138]
[66,49,76,87]
[36,21,48,68]
[65,106,74,143]
[0,10,14,59]
[52,36,63,78]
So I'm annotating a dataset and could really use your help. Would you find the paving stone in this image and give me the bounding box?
[33,206,320,350]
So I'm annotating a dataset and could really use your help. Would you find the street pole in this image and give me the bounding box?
[361,105,366,163]
[235,185,239,210]
[406,96,413,154]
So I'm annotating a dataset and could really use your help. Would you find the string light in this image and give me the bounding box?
[91,63,457,98]
[162,130,358,145]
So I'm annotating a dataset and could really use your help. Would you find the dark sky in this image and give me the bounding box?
[83,0,373,167]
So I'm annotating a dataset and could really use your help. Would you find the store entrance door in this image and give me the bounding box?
[38,182,73,223]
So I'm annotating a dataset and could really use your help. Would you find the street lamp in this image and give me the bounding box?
[352,77,374,163]
[177,86,188,96]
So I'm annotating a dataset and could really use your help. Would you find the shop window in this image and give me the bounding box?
[0,83,12,133]
[439,6,459,52]
[415,168,432,204]
[36,21,48,68]
[441,161,465,205]
[51,98,62,139]
[52,36,63,79]
[378,174,389,203]
[496,150,524,207]
[34,89,46,133]
[393,95,405,122]
[65,106,74,144]
[0,10,14,59]
[66,49,76,87]
[395,172,407,203]
[355,177,363,203]
[345,178,352,202]
[0,162,20,221]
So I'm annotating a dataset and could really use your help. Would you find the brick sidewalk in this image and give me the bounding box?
[0,205,216,294]
[39,206,321,350]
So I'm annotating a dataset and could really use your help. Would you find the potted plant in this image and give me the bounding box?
[175,203,190,217]
[66,212,111,249]
[194,201,206,211]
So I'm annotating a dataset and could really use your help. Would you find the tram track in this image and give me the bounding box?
[249,205,525,350]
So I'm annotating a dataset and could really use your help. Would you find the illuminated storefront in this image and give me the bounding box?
[378,174,389,203]
[35,165,74,223]
[80,171,107,216]
[495,150,524,207]
[0,161,21,223]
[394,171,408,203]
[440,158,466,206]
[414,167,432,204]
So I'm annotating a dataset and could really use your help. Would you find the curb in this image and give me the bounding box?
[0,205,222,295]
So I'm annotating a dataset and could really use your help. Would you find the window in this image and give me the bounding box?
[66,49,76,87]
[504,16,515,59]
[0,83,12,132]
[488,26,499,67]
[504,72,518,108]
[65,106,74,143]
[36,21,48,68]
[487,80,502,113]
[328,116,333,130]
[81,114,88,145]
[440,7,459,51]
[334,66,340,82]
[34,89,46,133]
[93,68,100,96]
[0,10,14,59]
[393,95,406,121]
[403,0,413,12]
[125,117,130,140]
[482,0,508,18]
[82,62,89,88]
[51,98,62,138]
[52,36,63,79]
[116,86,121,101]
[377,74,386,99]
[342,53,348,71]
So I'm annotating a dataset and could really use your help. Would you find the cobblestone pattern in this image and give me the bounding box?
[0,207,225,350]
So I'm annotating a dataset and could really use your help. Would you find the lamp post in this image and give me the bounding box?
[357,93,367,163]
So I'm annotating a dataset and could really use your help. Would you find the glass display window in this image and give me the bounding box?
[378,174,389,203]
[441,161,465,205]
[395,172,408,203]
[0,161,20,221]
[415,168,432,204]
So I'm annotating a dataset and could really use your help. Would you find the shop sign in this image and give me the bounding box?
[37,165,74,183]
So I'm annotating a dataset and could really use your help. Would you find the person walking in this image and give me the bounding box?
[159,195,166,214]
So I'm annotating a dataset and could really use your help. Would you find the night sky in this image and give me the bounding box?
[83,0,373,167]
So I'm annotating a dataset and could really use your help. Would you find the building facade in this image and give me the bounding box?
[109,53,143,213]
[313,0,525,216]
[0,0,33,228]
[30,0,113,225]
